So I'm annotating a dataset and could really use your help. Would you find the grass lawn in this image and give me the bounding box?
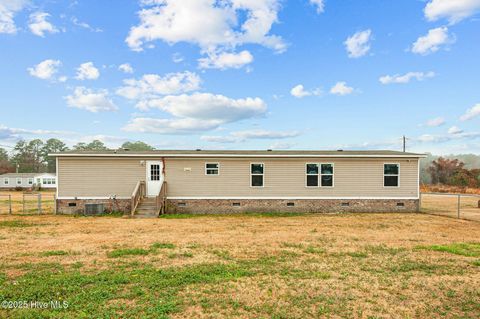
[0,213,479,318]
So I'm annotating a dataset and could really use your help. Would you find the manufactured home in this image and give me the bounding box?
[0,173,56,190]
[51,150,425,216]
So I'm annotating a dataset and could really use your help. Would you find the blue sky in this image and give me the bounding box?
[1,0,480,154]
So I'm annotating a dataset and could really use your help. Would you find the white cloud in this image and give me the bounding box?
[379,71,435,84]
[416,131,480,143]
[118,63,134,74]
[136,93,267,122]
[232,129,300,139]
[201,129,300,143]
[126,0,286,69]
[330,82,354,95]
[0,124,73,141]
[75,62,100,80]
[198,50,253,70]
[424,117,446,127]
[309,0,325,14]
[344,29,372,58]
[172,53,184,63]
[65,87,118,113]
[71,17,102,32]
[460,103,480,121]
[290,84,321,98]
[448,126,463,134]
[28,12,58,37]
[424,0,480,24]
[123,92,267,134]
[116,71,201,100]
[123,117,222,134]
[0,0,29,34]
[201,135,239,143]
[27,59,61,80]
[411,27,453,55]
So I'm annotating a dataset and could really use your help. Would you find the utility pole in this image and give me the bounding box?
[402,135,406,152]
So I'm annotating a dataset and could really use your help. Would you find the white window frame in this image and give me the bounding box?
[52,178,56,185]
[16,178,22,185]
[36,178,41,185]
[3,178,9,185]
[28,178,33,185]
[205,163,220,175]
[250,163,265,188]
[305,163,319,188]
[383,163,400,188]
[320,163,334,188]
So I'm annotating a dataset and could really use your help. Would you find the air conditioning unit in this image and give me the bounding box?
[84,203,104,215]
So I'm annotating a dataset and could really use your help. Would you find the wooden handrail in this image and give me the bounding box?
[131,181,145,216]
[156,181,167,215]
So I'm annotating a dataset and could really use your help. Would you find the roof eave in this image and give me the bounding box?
[49,153,427,158]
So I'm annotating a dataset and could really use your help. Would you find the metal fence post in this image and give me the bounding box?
[419,193,422,213]
[23,194,25,214]
[8,195,12,215]
[54,194,57,215]
[38,194,42,215]
[457,194,460,219]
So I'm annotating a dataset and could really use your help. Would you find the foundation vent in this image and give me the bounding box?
[232,202,241,207]
[286,202,295,207]
[68,202,77,207]
[84,203,104,215]
[178,202,187,207]
[397,202,405,207]
[341,202,350,207]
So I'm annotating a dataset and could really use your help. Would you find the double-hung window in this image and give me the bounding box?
[306,164,319,187]
[28,178,33,185]
[320,164,334,187]
[251,163,264,187]
[16,178,21,185]
[205,163,219,175]
[3,178,8,185]
[384,164,400,187]
[306,163,334,187]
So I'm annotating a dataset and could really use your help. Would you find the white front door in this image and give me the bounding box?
[146,161,163,197]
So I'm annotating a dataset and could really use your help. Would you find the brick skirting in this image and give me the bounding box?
[57,198,419,215]
[57,199,131,214]
[166,199,419,214]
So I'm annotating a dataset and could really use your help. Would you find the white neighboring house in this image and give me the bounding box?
[0,173,56,189]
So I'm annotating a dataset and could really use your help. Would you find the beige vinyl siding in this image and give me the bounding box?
[165,158,418,198]
[57,157,419,198]
[58,158,145,197]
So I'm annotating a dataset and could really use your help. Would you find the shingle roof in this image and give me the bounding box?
[0,173,37,178]
[50,149,426,158]
[0,173,56,178]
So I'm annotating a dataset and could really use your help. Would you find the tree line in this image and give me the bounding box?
[426,157,480,188]
[0,139,154,174]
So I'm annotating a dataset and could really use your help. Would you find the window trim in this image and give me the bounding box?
[383,163,400,188]
[320,163,335,188]
[16,178,22,185]
[3,178,9,185]
[305,163,319,188]
[250,163,265,188]
[28,178,33,185]
[305,163,335,188]
[204,162,220,176]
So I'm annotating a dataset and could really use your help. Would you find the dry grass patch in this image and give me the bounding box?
[0,213,479,318]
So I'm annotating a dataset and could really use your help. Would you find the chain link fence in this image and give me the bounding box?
[0,192,56,215]
[420,193,480,222]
